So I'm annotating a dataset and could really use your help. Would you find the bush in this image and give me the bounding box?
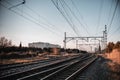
[106,42,114,53]
[0,53,33,59]
[106,41,120,53]
[113,41,120,49]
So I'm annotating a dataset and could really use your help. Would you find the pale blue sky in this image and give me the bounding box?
[0,0,120,50]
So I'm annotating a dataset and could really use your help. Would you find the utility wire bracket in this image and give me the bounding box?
[9,0,25,10]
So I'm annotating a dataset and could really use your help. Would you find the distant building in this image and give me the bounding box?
[28,42,61,49]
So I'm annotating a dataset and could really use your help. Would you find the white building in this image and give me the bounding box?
[28,42,61,49]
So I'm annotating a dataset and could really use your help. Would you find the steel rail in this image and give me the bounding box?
[0,55,83,80]
[65,56,97,80]
[0,55,76,70]
[40,54,95,80]
[17,54,90,80]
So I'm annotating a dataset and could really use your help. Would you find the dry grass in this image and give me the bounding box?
[0,52,78,65]
[107,61,120,73]
[0,56,48,64]
[105,49,120,64]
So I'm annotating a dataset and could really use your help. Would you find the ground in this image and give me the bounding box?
[0,51,120,80]
[76,50,120,80]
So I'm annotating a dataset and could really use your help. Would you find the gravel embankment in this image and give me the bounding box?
[76,56,120,80]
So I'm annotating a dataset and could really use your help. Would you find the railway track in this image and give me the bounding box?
[0,55,74,70]
[15,54,96,80]
[40,54,97,80]
[0,55,79,77]
[0,54,86,80]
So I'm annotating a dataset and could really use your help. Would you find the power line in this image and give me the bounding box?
[6,0,64,37]
[54,0,77,35]
[107,0,113,26]
[96,0,104,35]
[53,0,89,36]
[24,4,64,36]
[61,0,81,36]
[108,25,120,38]
[108,0,119,33]
[24,4,61,31]
[51,0,80,36]
[59,0,94,50]
[70,0,90,36]
[59,0,80,36]
[61,0,89,36]
[7,0,62,36]
[0,1,62,37]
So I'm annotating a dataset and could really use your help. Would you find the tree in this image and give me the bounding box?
[106,42,114,53]
[0,37,12,47]
[114,41,120,49]
[19,42,22,48]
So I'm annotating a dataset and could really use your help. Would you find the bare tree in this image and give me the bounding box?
[0,37,12,47]
[106,42,114,53]
[114,41,120,49]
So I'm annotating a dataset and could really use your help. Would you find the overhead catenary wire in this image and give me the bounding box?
[61,0,92,49]
[1,0,119,49]
[96,0,104,35]
[106,0,113,26]
[0,2,49,33]
[52,0,96,49]
[60,0,89,36]
[108,0,119,33]
[108,25,120,38]
[52,0,80,47]
[24,4,62,32]
[59,0,80,36]
[72,0,101,49]
[60,0,81,36]
[70,0,90,36]
[10,0,63,36]
[51,0,80,37]
[71,0,90,48]
[7,0,63,36]
[0,1,62,37]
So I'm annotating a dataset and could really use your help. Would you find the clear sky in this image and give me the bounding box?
[0,0,120,51]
